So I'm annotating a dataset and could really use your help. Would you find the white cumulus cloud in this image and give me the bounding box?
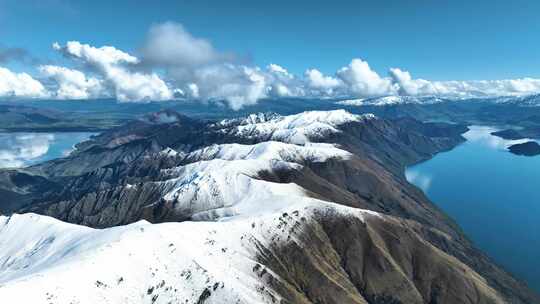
[184,64,268,110]
[54,41,138,66]
[141,22,229,67]
[265,64,305,97]
[0,67,48,98]
[3,22,540,108]
[39,65,104,99]
[53,41,173,101]
[305,69,341,90]
[139,22,271,108]
[336,58,397,97]
[389,68,439,96]
[389,68,540,98]
[267,63,290,75]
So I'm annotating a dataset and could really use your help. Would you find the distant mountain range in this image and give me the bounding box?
[337,94,540,107]
[3,94,540,133]
[1,109,538,303]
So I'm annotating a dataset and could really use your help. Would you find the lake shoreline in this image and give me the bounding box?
[406,125,540,293]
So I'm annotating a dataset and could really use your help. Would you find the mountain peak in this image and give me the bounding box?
[217,110,377,145]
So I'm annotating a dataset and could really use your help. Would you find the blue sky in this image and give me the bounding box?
[1,0,540,108]
[1,0,540,80]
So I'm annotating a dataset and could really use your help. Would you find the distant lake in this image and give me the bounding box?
[0,132,96,168]
[406,126,540,293]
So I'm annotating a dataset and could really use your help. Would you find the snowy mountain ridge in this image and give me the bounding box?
[183,141,352,163]
[0,201,380,304]
[336,93,540,107]
[336,96,447,106]
[215,109,377,144]
[152,141,353,220]
[0,109,536,303]
[0,116,371,302]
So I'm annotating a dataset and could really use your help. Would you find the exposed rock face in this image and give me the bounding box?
[508,141,540,156]
[0,110,538,303]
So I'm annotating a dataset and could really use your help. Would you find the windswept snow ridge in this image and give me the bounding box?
[185,141,351,163]
[144,113,362,221]
[217,109,376,144]
[0,203,377,304]
[158,141,352,220]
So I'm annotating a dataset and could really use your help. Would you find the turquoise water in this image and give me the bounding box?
[406,126,540,293]
[0,132,96,168]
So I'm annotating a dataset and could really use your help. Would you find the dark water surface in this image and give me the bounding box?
[406,126,540,292]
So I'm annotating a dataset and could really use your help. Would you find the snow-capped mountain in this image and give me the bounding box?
[214,109,376,144]
[0,201,504,304]
[336,96,448,107]
[491,93,540,106]
[0,203,380,303]
[336,94,540,107]
[16,110,465,228]
[0,110,538,303]
[158,141,352,221]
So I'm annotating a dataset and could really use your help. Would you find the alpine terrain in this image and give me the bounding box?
[0,110,538,303]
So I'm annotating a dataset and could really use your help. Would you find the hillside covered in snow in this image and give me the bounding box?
[0,110,538,303]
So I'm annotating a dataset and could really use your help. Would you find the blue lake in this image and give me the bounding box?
[406,126,540,293]
[0,132,96,168]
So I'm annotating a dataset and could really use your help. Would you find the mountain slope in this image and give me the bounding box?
[0,110,538,303]
[13,110,464,234]
[0,203,505,304]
